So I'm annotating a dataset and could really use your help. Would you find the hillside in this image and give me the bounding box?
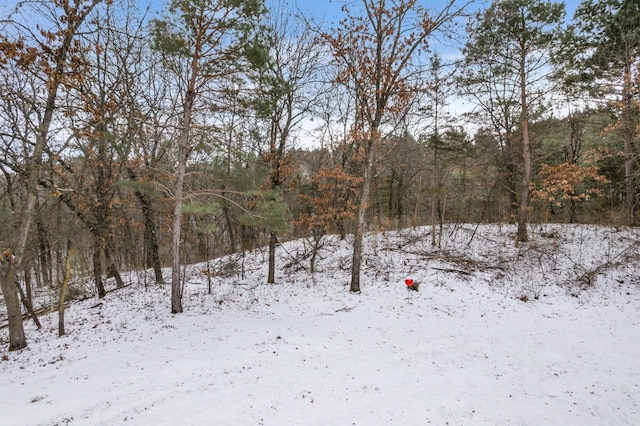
[1,224,639,425]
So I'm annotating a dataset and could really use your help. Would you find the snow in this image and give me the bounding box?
[1,224,639,425]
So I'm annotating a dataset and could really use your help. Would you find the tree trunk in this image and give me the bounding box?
[93,239,106,299]
[141,200,164,285]
[24,266,32,308]
[413,175,423,227]
[267,231,276,284]
[517,53,531,244]
[104,242,124,288]
[388,169,395,218]
[500,126,520,222]
[438,196,445,248]
[129,168,164,284]
[58,241,72,337]
[222,204,236,253]
[3,108,45,352]
[350,138,376,293]
[622,63,637,225]
[431,193,438,247]
[4,99,51,351]
[567,113,584,222]
[309,232,323,274]
[505,151,519,221]
[171,164,186,313]
[171,88,195,314]
[0,258,27,351]
[15,273,41,329]
[396,173,403,221]
[1,1,100,351]
[36,216,51,287]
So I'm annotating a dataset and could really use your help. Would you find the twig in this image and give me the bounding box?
[432,306,454,316]
[335,305,357,313]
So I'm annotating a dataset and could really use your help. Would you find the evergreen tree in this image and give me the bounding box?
[460,0,565,242]
[251,1,323,284]
[152,0,265,313]
[567,0,640,224]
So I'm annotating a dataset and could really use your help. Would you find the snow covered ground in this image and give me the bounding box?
[1,224,639,425]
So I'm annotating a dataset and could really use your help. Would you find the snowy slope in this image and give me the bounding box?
[1,224,639,425]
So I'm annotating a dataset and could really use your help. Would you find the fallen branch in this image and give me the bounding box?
[432,267,471,275]
[432,306,454,316]
[105,282,134,294]
[0,302,71,329]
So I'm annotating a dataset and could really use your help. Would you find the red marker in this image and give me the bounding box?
[405,278,419,291]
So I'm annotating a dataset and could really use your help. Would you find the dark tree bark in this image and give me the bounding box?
[0,257,26,351]
[36,214,52,287]
[15,275,41,330]
[268,231,277,284]
[127,166,164,284]
[104,242,124,288]
[24,266,32,309]
[140,193,164,284]
[92,239,107,299]
[222,204,236,253]
[58,241,72,337]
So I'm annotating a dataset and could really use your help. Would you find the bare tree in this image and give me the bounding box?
[323,0,463,292]
[0,0,104,351]
[253,0,324,284]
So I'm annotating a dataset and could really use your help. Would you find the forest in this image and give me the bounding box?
[0,0,638,352]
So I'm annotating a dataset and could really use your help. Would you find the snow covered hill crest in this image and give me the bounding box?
[1,224,639,425]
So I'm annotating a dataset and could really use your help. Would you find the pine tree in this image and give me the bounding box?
[568,0,640,224]
[152,0,266,313]
[460,0,565,242]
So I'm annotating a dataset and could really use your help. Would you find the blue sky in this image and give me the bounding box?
[290,0,584,23]
[285,0,584,64]
[0,0,585,29]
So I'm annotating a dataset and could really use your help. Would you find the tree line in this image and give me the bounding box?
[0,0,638,351]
